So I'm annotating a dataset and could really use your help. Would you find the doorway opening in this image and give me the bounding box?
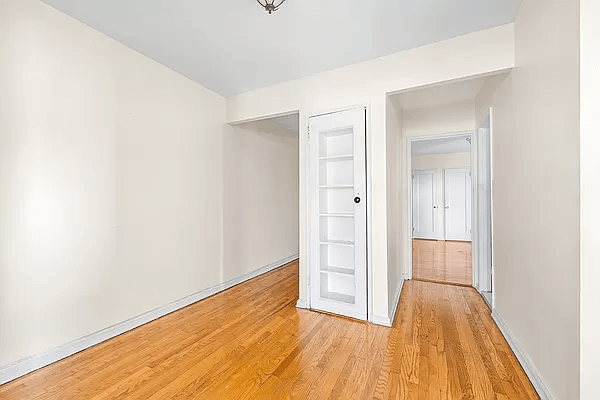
[385,73,500,308]
[224,111,300,292]
[410,134,473,286]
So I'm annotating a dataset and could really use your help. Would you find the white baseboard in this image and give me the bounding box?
[0,254,299,386]
[370,277,405,328]
[295,298,308,309]
[370,314,392,327]
[388,277,405,324]
[492,310,553,400]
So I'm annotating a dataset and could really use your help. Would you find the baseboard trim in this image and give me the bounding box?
[388,277,405,325]
[491,310,554,400]
[0,254,299,386]
[295,298,308,309]
[370,277,406,328]
[370,314,392,327]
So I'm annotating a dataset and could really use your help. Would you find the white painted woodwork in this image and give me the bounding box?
[412,169,443,240]
[444,168,472,241]
[476,110,493,294]
[308,108,367,320]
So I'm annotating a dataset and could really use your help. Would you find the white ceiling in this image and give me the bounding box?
[41,0,521,97]
[412,135,472,156]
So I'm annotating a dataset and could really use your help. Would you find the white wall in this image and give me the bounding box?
[0,0,299,373]
[385,97,403,317]
[222,120,299,282]
[412,152,471,170]
[475,0,580,398]
[402,100,475,139]
[226,25,514,320]
[580,0,600,397]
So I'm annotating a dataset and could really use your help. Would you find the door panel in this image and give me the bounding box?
[308,108,367,321]
[412,169,442,240]
[444,168,472,241]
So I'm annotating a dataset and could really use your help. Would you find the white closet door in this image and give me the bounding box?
[444,168,472,241]
[412,169,442,240]
[308,107,367,321]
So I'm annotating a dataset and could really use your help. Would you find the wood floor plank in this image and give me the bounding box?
[0,260,539,400]
[413,239,472,286]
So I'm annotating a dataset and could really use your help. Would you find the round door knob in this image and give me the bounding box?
[354,197,361,204]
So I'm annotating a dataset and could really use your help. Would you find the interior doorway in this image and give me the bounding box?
[409,133,473,286]
[385,74,500,306]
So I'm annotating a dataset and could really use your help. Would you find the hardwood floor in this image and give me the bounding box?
[0,260,539,399]
[413,239,473,286]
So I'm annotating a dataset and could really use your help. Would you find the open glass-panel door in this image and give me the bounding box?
[308,107,367,321]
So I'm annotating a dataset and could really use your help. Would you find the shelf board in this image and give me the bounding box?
[319,184,353,189]
[319,128,353,138]
[319,154,353,161]
[320,239,354,247]
[320,265,355,276]
[319,213,354,218]
[319,290,355,305]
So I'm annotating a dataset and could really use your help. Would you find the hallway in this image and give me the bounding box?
[0,261,538,399]
[413,239,473,286]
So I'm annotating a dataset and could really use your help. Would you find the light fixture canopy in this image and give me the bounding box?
[257,0,286,14]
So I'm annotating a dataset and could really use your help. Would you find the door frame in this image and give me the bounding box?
[472,107,495,308]
[406,131,474,281]
[305,104,372,321]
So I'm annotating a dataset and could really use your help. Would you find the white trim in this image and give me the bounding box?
[0,254,299,386]
[492,310,554,400]
[479,290,493,309]
[471,129,479,289]
[227,109,300,126]
[295,299,308,308]
[370,314,392,327]
[388,277,406,324]
[474,108,495,308]
[488,108,496,309]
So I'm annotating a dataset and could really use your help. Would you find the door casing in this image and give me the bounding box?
[473,108,495,308]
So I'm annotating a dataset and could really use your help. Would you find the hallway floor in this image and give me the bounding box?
[0,261,538,399]
[413,239,473,286]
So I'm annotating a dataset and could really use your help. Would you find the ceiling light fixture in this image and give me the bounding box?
[257,0,286,14]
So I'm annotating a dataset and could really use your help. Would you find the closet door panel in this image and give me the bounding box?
[308,108,367,320]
